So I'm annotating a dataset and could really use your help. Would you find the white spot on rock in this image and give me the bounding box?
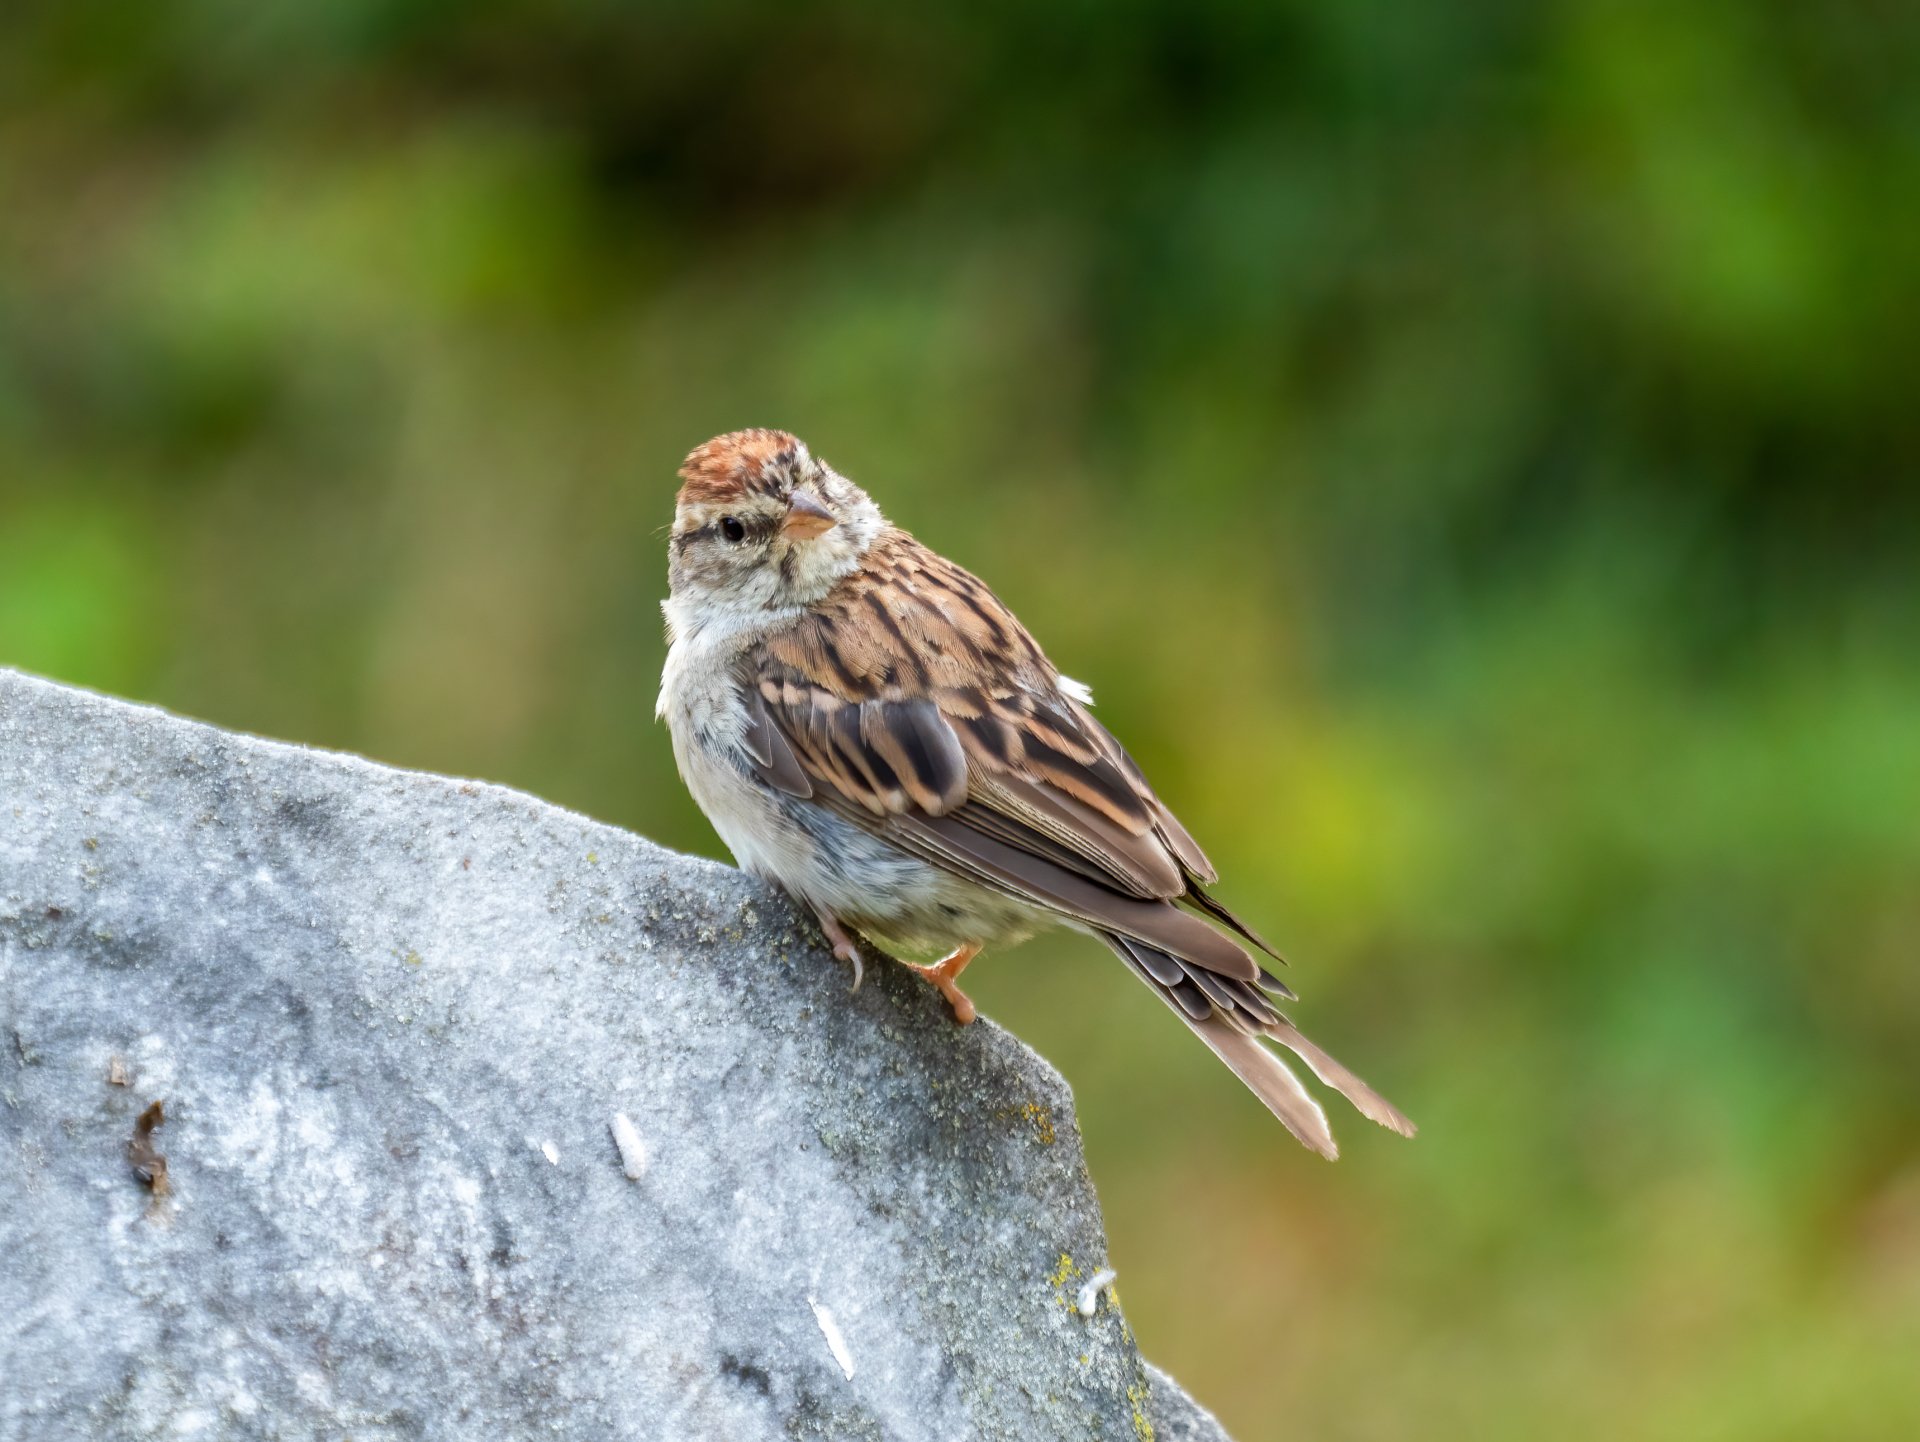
[808,1296,855,1380]
[541,1140,559,1166]
[1076,1268,1117,1317]
[610,1113,647,1179]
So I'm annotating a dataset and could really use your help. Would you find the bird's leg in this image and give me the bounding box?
[812,907,865,992]
[903,943,983,1026]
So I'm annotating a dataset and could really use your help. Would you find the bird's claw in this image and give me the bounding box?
[813,908,865,993]
[837,938,864,993]
[905,943,982,1026]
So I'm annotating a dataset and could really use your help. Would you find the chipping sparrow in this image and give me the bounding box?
[656,429,1412,1156]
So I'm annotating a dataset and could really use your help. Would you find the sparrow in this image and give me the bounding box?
[656,429,1413,1157]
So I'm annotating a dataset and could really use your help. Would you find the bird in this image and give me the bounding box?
[655,429,1413,1157]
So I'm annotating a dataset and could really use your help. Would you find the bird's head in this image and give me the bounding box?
[667,429,884,618]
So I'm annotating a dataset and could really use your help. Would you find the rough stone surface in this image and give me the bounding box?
[0,670,1233,1442]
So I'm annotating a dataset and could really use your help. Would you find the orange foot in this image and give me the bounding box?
[904,943,982,1026]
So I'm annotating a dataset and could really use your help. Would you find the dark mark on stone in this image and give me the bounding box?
[721,1353,774,1398]
[128,1099,170,1195]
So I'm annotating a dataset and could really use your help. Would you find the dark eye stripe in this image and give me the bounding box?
[673,524,715,552]
[673,514,782,552]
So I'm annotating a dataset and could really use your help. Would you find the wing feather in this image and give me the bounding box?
[740,686,812,798]
[727,527,1409,1152]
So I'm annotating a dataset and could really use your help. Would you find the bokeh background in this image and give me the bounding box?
[5,3,1918,1437]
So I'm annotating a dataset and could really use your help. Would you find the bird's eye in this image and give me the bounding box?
[719,516,747,544]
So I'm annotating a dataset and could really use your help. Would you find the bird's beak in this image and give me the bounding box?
[782,491,838,540]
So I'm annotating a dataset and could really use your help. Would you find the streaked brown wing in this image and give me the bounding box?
[738,529,1411,1149]
[745,530,1231,918]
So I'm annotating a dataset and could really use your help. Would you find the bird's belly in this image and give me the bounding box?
[674,724,1040,959]
[660,633,1044,958]
[777,803,1047,960]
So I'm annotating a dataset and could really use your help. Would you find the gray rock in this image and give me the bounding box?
[0,669,1233,1442]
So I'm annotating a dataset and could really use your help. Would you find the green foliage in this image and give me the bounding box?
[3,4,1916,1436]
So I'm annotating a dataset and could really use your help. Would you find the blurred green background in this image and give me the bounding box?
[4,2,1918,1437]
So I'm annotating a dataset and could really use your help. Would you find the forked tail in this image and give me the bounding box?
[1099,930,1415,1159]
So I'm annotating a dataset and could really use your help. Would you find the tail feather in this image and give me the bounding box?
[1101,930,1412,1157]
[1181,1005,1339,1159]
[1266,1019,1417,1138]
